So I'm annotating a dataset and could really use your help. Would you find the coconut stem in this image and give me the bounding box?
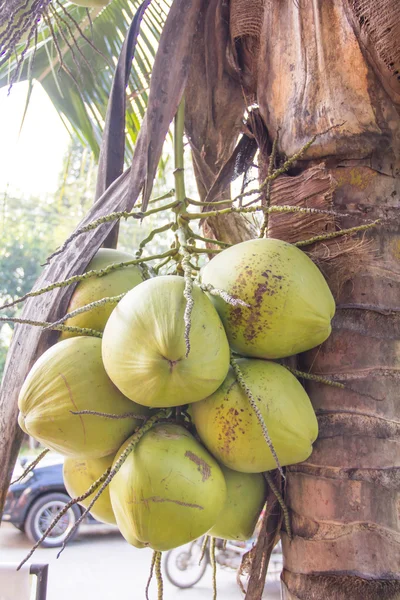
[17,467,112,570]
[0,250,177,311]
[230,355,284,478]
[199,283,250,308]
[46,293,126,329]
[263,471,292,541]
[210,537,217,600]
[294,220,381,248]
[56,411,166,559]
[145,552,156,600]
[46,193,177,262]
[198,535,209,565]
[136,222,175,259]
[284,366,345,389]
[155,551,163,600]
[11,448,50,485]
[259,128,279,238]
[187,233,231,248]
[0,316,102,338]
[181,204,351,221]
[70,410,147,420]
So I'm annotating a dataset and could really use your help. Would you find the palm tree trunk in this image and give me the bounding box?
[280,166,400,600]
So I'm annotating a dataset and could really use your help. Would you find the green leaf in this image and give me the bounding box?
[0,0,171,159]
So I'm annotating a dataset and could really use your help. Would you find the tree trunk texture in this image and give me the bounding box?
[256,2,400,598]
[186,0,400,598]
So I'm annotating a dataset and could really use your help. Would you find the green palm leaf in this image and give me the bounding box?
[0,0,171,159]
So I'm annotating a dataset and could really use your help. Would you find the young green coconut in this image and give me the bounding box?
[18,337,148,458]
[191,358,318,473]
[60,248,144,338]
[102,276,230,408]
[109,423,227,551]
[63,455,117,526]
[208,466,267,541]
[201,238,335,359]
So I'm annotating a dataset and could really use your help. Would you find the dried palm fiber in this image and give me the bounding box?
[229,0,266,92]
[265,163,375,296]
[344,0,400,104]
[230,0,265,40]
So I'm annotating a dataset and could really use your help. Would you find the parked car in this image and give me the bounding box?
[2,455,99,548]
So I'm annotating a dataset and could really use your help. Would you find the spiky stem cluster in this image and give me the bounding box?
[46,192,177,262]
[181,244,194,358]
[155,551,163,600]
[284,366,345,389]
[0,250,177,311]
[230,355,284,477]
[210,537,217,600]
[294,220,381,248]
[0,316,102,338]
[199,283,249,308]
[199,535,209,565]
[11,448,50,485]
[47,293,126,329]
[263,471,292,541]
[17,467,111,570]
[56,411,166,558]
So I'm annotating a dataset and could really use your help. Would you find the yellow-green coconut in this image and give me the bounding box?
[201,238,335,359]
[63,455,117,525]
[102,276,230,408]
[191,358,318,473]
[18,337,148,458]
[208,466,266,540]
[60,248,144,339]
[109,423,227,551]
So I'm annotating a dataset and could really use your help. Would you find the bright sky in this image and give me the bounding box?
[0,81,71,199]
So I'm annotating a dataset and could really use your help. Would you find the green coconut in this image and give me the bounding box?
[102,276,230,408]
[191,358,318,473]
[63,455,117,525]
[208,466,267,540]
[201,238,335,359]
[109,423,227,551]
[18,337,149,458]
[60,248,144,339]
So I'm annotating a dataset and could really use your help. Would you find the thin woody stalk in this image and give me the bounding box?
[0,250,177,311]
[0,316,102,338]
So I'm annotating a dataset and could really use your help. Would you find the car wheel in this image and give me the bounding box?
[24,493,81,548]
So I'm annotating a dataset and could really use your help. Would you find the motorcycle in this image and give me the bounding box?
[164,536,283,590]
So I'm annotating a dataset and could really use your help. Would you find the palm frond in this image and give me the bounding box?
[0,0,171,159]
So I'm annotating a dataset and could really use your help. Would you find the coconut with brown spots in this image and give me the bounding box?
[191,358,318,473]
[18,337,148,458]
[102,276,230,408]
[109,423,227,551]
[201,238,335,359]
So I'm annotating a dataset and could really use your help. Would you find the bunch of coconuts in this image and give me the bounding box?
[18,238,335,551]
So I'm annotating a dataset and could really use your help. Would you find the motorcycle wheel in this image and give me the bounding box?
[164,537,209,589]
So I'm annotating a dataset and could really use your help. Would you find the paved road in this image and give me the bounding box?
[0,523,281,600]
